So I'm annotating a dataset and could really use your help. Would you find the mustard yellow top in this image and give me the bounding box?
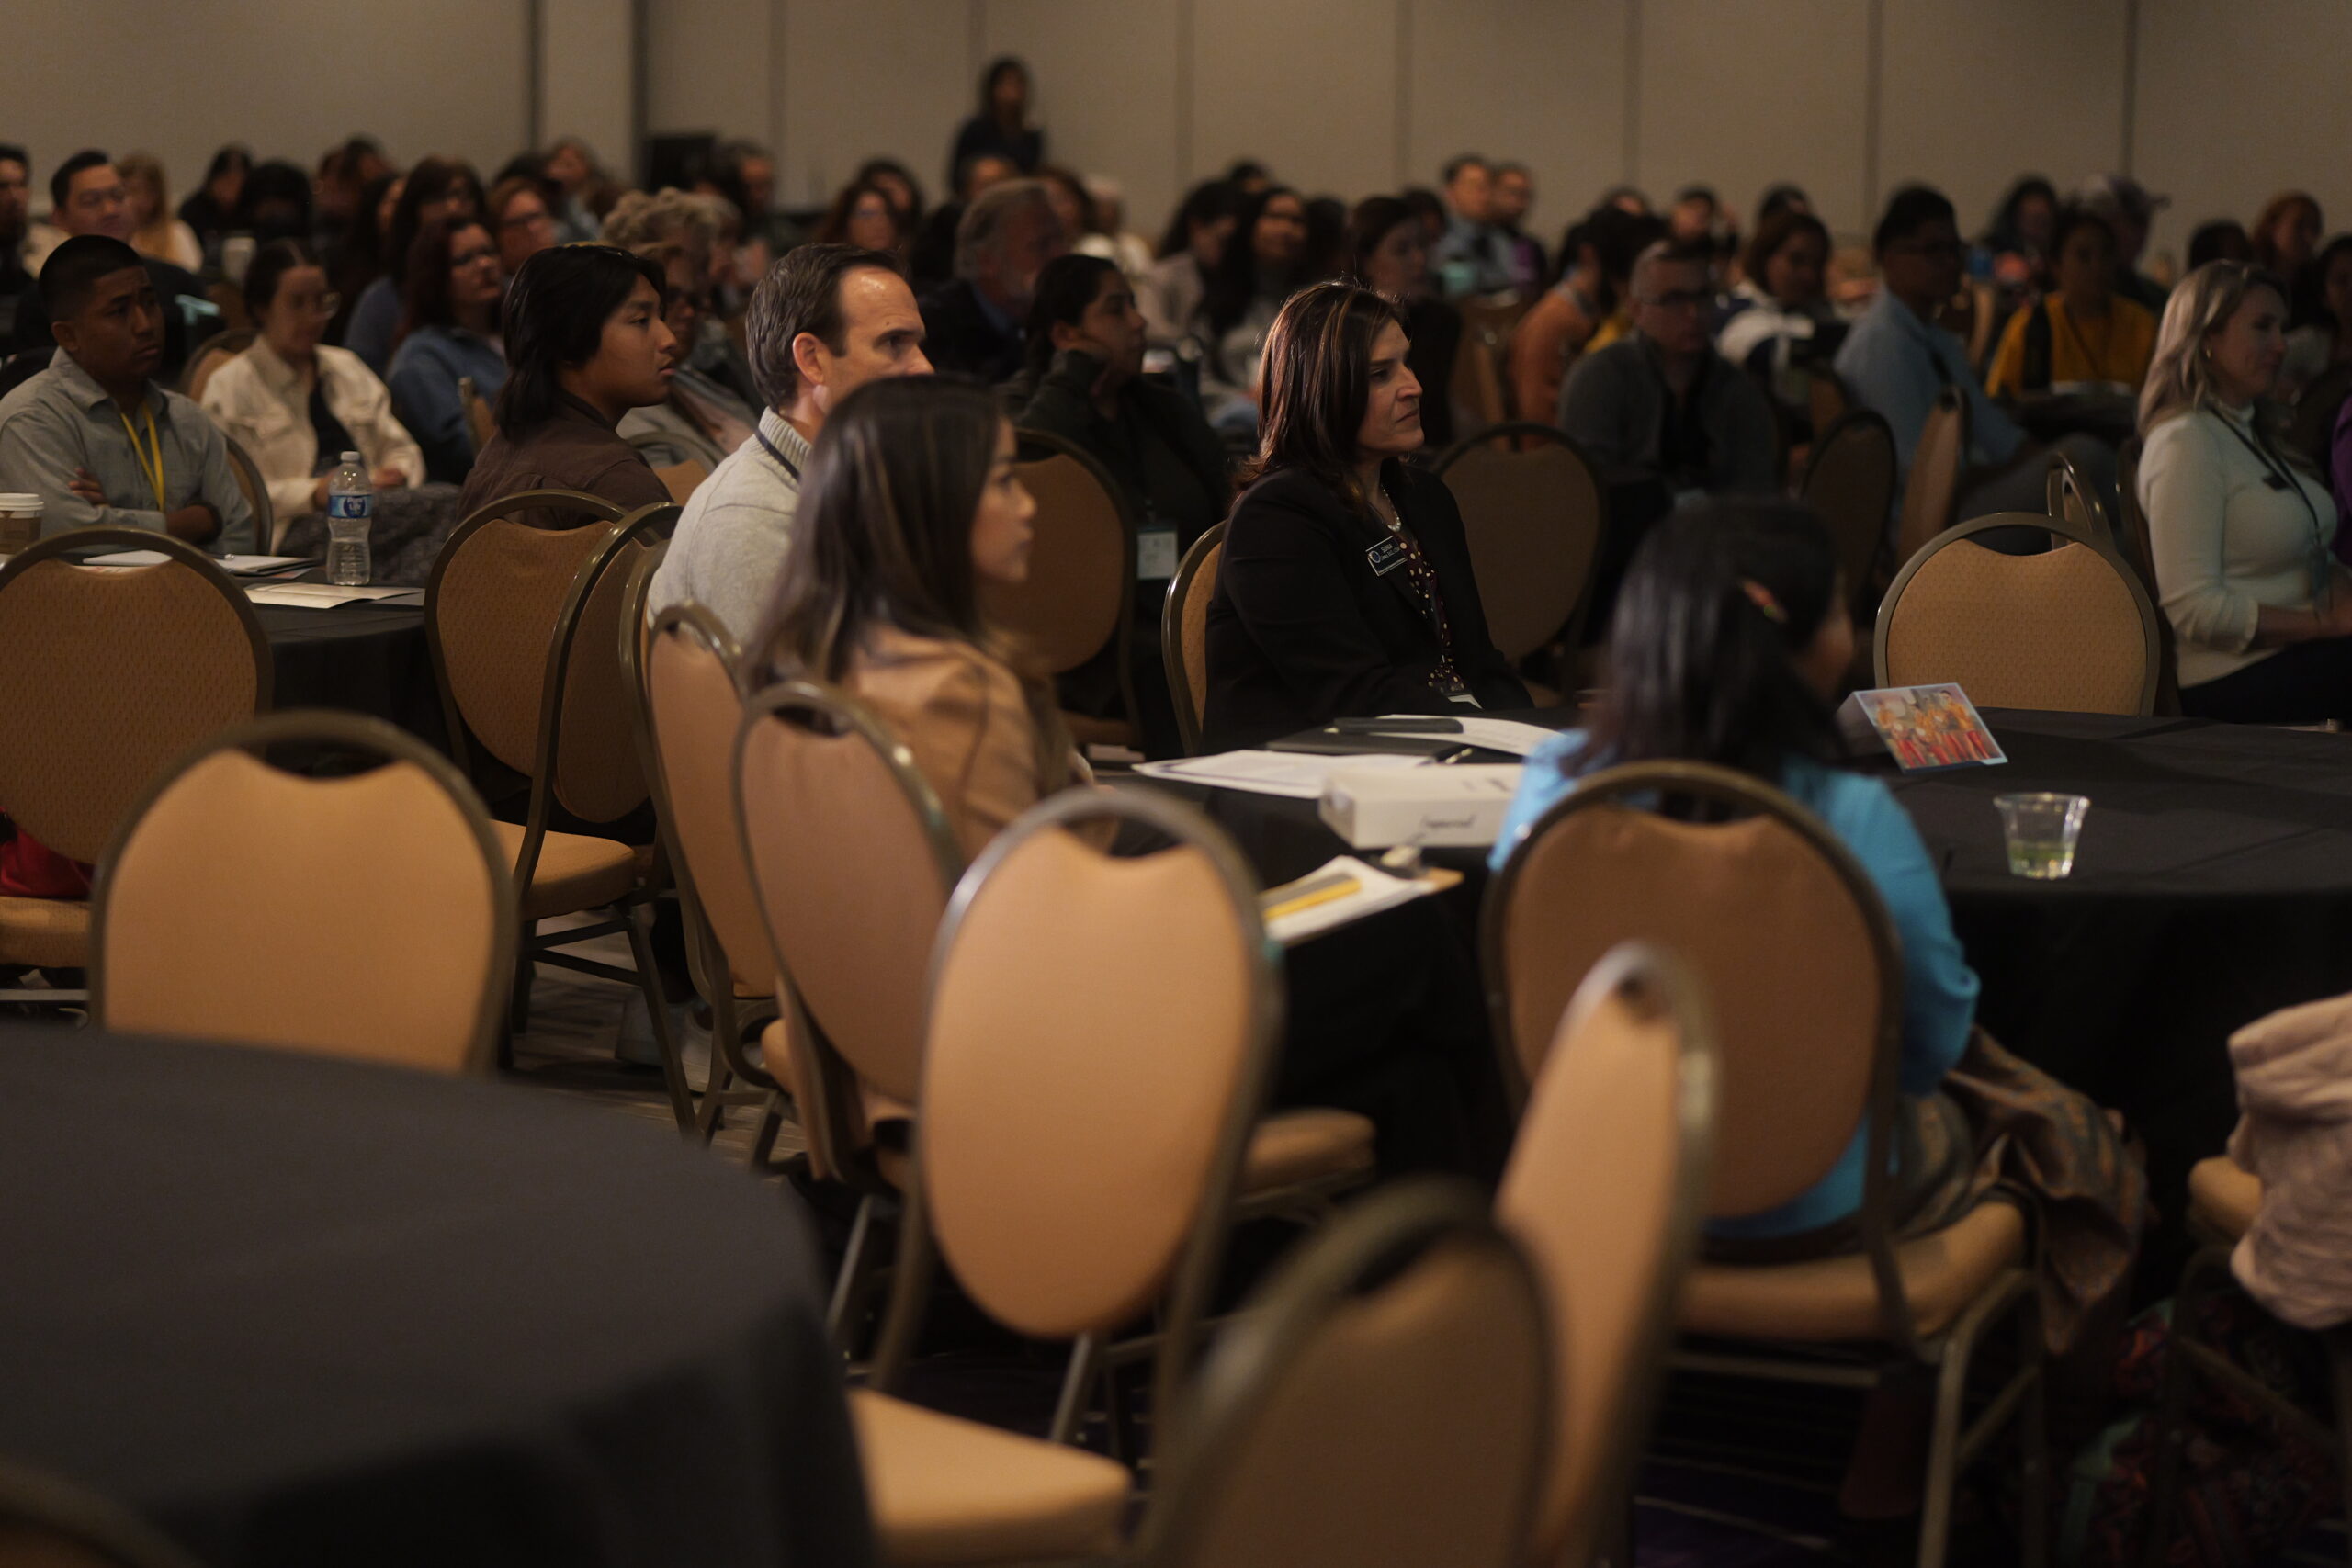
[1985,293,2157,399]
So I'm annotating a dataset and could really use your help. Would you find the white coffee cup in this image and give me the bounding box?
[0,492,42,555]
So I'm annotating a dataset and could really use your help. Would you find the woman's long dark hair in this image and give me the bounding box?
[495,243,666,434]
[1581,500,1844,783]
[1202,185,1302,341]
[383,157,486,289]
[1244,279,1404,518]
[978,57,1029,127]
[1020,253,1118,383]
[814,177,906,248]
[1157,178,1240,261]
[243,237,322,321]
[396,218,495,349]
[1340,196,1415,287]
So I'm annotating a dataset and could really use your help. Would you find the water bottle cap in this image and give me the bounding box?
[341,452,362,464]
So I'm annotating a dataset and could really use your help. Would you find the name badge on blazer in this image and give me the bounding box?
[1365,536,1408,577]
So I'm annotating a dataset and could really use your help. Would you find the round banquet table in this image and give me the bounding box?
[255,601,444,748]
[0,1028,874,1568]
[1147,708,2352,1224]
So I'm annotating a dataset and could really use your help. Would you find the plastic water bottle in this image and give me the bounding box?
[326,452,371,586]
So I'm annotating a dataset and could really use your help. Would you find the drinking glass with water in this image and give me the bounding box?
[325,452,371,586]
[1996,793,2090,879]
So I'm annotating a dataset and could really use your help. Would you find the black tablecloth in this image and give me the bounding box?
[257,603,443,747]
[1153,709,2352,1223]
[0,1031,872,1568]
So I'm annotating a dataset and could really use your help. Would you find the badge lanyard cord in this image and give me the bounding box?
[118,404,166,513]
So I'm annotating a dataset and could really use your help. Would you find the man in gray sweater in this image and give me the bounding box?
[646,243,931,641]
[1556,240,1777,501]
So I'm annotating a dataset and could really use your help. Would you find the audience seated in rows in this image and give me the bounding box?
[0,236,254,552]
[457,243,676,527]
[385,216,505,485]
[1197,185,1310,430]
[1345,196,1462,448]
[1204,281,1526,750]
[648,243,929,640]
[2141,261,2352,725]
[10,152,211,379]
[1984,207,2156,400]
[1137,178,1240,348]
[1559,241,1776,498]
[1507,204,1662,427]
[917,178,1064,385]
[346,157,485,374]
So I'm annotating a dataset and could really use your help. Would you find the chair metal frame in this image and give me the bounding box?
[0,528,273,1009]
[424,492,691,1123]
[2042,448,2113,543]
[86,708,520,1076]
[2112,437,2181,715]
[1482,760,2047,1568]
[628,598,778,1145]
[1431,420,1612,679]
[1009,426,1143,748]
[1799,406,1899,613]
[1159,520,1227,757]
[1125,1179,1552,1568]
[867,784,1286,1461]
[1873,511,2164,716]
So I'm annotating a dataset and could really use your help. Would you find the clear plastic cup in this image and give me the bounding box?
[1996,793,2090,879]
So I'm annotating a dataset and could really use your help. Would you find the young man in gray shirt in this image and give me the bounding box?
[647,243,931,642]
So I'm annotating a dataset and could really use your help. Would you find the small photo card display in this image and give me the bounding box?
[1836,683,2008,773]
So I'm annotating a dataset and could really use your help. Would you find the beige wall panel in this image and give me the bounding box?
[1635,0,1871,240]
[540,0,636,173]
[649,0,777,145]
[1404,0,1629,243]
[1187,0,1402,201]
[778,0,975,207]
[1878,0,2126,248]
[980,0,1186,245]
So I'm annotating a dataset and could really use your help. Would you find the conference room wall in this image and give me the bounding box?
[2,0,529,210]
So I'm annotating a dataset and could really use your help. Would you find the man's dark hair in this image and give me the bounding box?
[40,234,144,318]
[1873,184,1958,255]
[1590,207,1670,289]
[50,150,111,213]
[0,144,27,172]
[495,243,668,434]
[1442,154,1489,186]
[236,161,314,243]
[1674,183,1718,207]
[743,243,905,410]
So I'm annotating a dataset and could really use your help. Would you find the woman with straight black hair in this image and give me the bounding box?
[946,56,1043,188]
[456,242,676,524]
[1203,279,1526,749]
[1139,178,1240,345]
[1343,194,1462,446]
[344,157,487,371]
[1194,185,1312,427]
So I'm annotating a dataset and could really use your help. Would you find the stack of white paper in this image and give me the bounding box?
[1134,750,1427,800]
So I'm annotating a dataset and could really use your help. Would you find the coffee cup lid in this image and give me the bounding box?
[0,494,43,513]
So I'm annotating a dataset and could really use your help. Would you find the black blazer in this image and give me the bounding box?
[1202,462,1529,750]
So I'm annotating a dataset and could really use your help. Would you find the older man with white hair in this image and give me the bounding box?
[917,178,1067,384]
[645,243,931,641]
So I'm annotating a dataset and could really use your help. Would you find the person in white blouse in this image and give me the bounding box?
[2139,260,2352,722]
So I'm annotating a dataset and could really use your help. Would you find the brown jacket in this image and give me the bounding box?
[458,392,672,527]
[845,626,1073,863]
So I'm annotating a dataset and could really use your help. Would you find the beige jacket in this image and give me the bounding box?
[844,626,1072,864]
[2224,991,2352,1328]
[200,338,425,520]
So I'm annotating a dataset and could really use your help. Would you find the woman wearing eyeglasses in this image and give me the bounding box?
[200,238,426,533]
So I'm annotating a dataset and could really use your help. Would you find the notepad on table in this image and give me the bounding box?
[244,582,415,608]
[1259,855,1452,944]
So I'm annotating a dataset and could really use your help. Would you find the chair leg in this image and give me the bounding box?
[745,1095,786,1172]
[695,1055,735,1145]
[1916,1345,1974,1568]
[1050,1332,1104,1446]
[2141,1252,2226,1568]
[508,925,537,1037]
[2019,1297,2052,1568]
[621,901,693,1134]
[828,1194,878,1349]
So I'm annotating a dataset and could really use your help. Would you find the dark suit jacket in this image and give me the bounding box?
[919,277,1025,386]
[1202,462,1529,750]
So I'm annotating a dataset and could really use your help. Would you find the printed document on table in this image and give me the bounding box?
[244,582,414,607]
[1135,750,1428,800]
[1360,715,1564,757]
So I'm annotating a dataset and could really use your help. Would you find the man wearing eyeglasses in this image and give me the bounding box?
[8,152,215,378]
[1556,239,1778,501]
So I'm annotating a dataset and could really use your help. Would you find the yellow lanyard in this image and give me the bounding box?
[116,403,166,513]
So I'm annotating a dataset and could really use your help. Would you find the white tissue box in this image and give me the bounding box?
[1317,764,1525,849]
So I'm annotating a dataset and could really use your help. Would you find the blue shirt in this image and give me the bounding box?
[1833,288,2025,482]
[342,276,401,375]
[385,326,507,486]
[1490,732,1981,1236]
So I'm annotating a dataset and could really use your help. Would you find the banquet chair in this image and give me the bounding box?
[1451,307,1517,436]
[1806,362,1854,442]
[2043,449,2113,544]
[1160,523,1226,756]
[1895,387,1972,566]
[1483,761,2046,1568]
[2112,440,2181,715]
[651,457,709,505]
[996,430,1139,753]
[458,376,497,455]
[0,530,269,1007]
[1433,423,1608,694]
[632,600,782,1145]
[0,1461,204,1568]
[1875,513,2161,715]
[90,711,514,1074]
[426,492,694,1123]
[1122,1180,1551,1568]
[1799,409,1898,615]
[220,434,278,553]
[854,788,1290,1563]
[179,327,254,400]
[1498,942,1718,1568]
[2138,1156,2352,1568]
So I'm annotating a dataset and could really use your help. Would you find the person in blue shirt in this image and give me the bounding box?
[1492,497,1979,1241]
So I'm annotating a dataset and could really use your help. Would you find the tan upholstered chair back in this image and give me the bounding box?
[644,605,772,996]
[989,434,1133,675]
[651,458,707,504]
[919,789,1275,1342]
[1434,424,1606,660]
[1896,388,1970,563]
[1484,761,1898,1220]
[1806,363,1852,436]
[1498,944,1717,1564]
[181,329,255,400]
[459,377,496,454]
[0,532,269,863]
[1800,409,1898,604]
[735,680,963,1106]
[1876,513,2160,716]
[92,712,514,1073]
[1136,1183,1548,1568]
[1162,523,1226,755]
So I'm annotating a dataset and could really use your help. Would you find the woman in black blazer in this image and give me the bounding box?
[1203,279,1529,750]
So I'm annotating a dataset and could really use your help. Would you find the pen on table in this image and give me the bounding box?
[1261,872,1363,921]
[1435,746,1476,765]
